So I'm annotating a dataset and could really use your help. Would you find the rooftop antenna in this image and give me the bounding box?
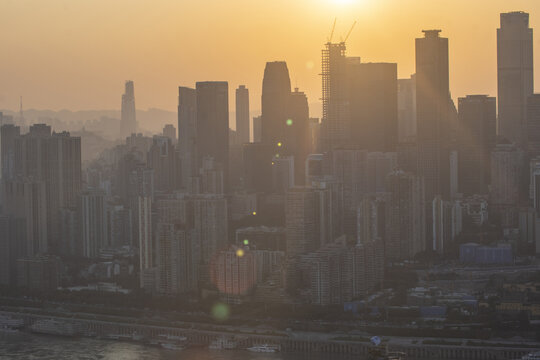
[343,21,357,43]
[327,18,337,43]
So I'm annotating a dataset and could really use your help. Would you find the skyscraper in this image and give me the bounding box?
[385,170,426,260]
[457,95,496,195]
[235,85,250,145]
[261,62,291,147]
[147,136,180,193]
[196,81,229,191]
[178,86,197,190]
[527,94,540,156]
[416,30,451,201]
[348,61,398,152]
[398,75,417,141]
[120,80,137,138]
[81,190,107,258]
[0,124,20,181]
[286,88,311,185]
[7,125,81,253]
[162,124,176,144]
[320,42,349,152]
[497,12,534,147]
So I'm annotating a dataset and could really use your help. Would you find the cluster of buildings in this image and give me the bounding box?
[0,11,539,307]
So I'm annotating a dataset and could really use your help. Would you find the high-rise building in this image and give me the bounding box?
[286,88,311,185]
[147,136,180,193]
[297,240,352,305]
[211,246,257,303]
[81,190,107,258]
[2,179,48,256]
[7,125,81,252]
[432,196,462,255]
[398,75,417,141]
[243,143,273,193]
[366,152,398,193]
[457,95,496,195]
[527,94,540,156]
[330,149,368,237]
[178,86,197,189]
[0,124,20,181]
[272,155,294,194]
[196,81,229,191]
[120,80,137,138]
[497,12,534,147]
[320,42,349,152]
[348,61,398,152]
[415,30,451,201]
[162,124,176,144]
[491,143,523,207]
[252,116,262,143]
[385,170,426,260]
[155,223,198,295]
[285,187,317,257]
[261,62,291,147]
[235,85,250,145]
[0,216,26,286]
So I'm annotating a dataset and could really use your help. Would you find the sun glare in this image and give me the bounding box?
[332,0,355,5]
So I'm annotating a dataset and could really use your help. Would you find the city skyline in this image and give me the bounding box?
[2,1,540,115]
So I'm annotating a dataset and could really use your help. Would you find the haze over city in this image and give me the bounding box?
[1,0,540,114]
[4,1,540,359]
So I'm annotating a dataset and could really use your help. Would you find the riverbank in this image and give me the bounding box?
[0,309,537,359]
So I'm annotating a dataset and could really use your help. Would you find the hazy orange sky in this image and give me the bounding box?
[2,0,540,119]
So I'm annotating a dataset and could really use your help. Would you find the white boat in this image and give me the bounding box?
[30,319,76,337]
[209,336,237,350]
[247,344,280,353]
[160,343,184,351]
[519,352,540,360]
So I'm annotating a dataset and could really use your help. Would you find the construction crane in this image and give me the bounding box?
[343,21,357,43]
[327,18,337,43]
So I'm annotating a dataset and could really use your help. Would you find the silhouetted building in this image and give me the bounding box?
[236,85,250,145]
[2,179,48,256]
[178,86,197,190]
[527,94,540,156]
[243,143,272,193]
[81,190,107,258]
[155,223,198,295]
[261,61,292,147]
[398,75,417,141]
[348,60,398,152]
[147,136,180,193]
[320,42,349,151]
[416,30,452,201]
[331,149,368,237]
[252,116,262,143]
[196,81,229,191]
[0,216,26,286]
[0,124,20,181]
[286,88,311,185]
[497,12,534,148]
[162,124,176,144]
[491,143,524,227]
[458,95,496,195]
[120,80,137,138]
[385,170,426,260]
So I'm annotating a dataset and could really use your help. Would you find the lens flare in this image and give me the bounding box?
[212,303,230,321]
